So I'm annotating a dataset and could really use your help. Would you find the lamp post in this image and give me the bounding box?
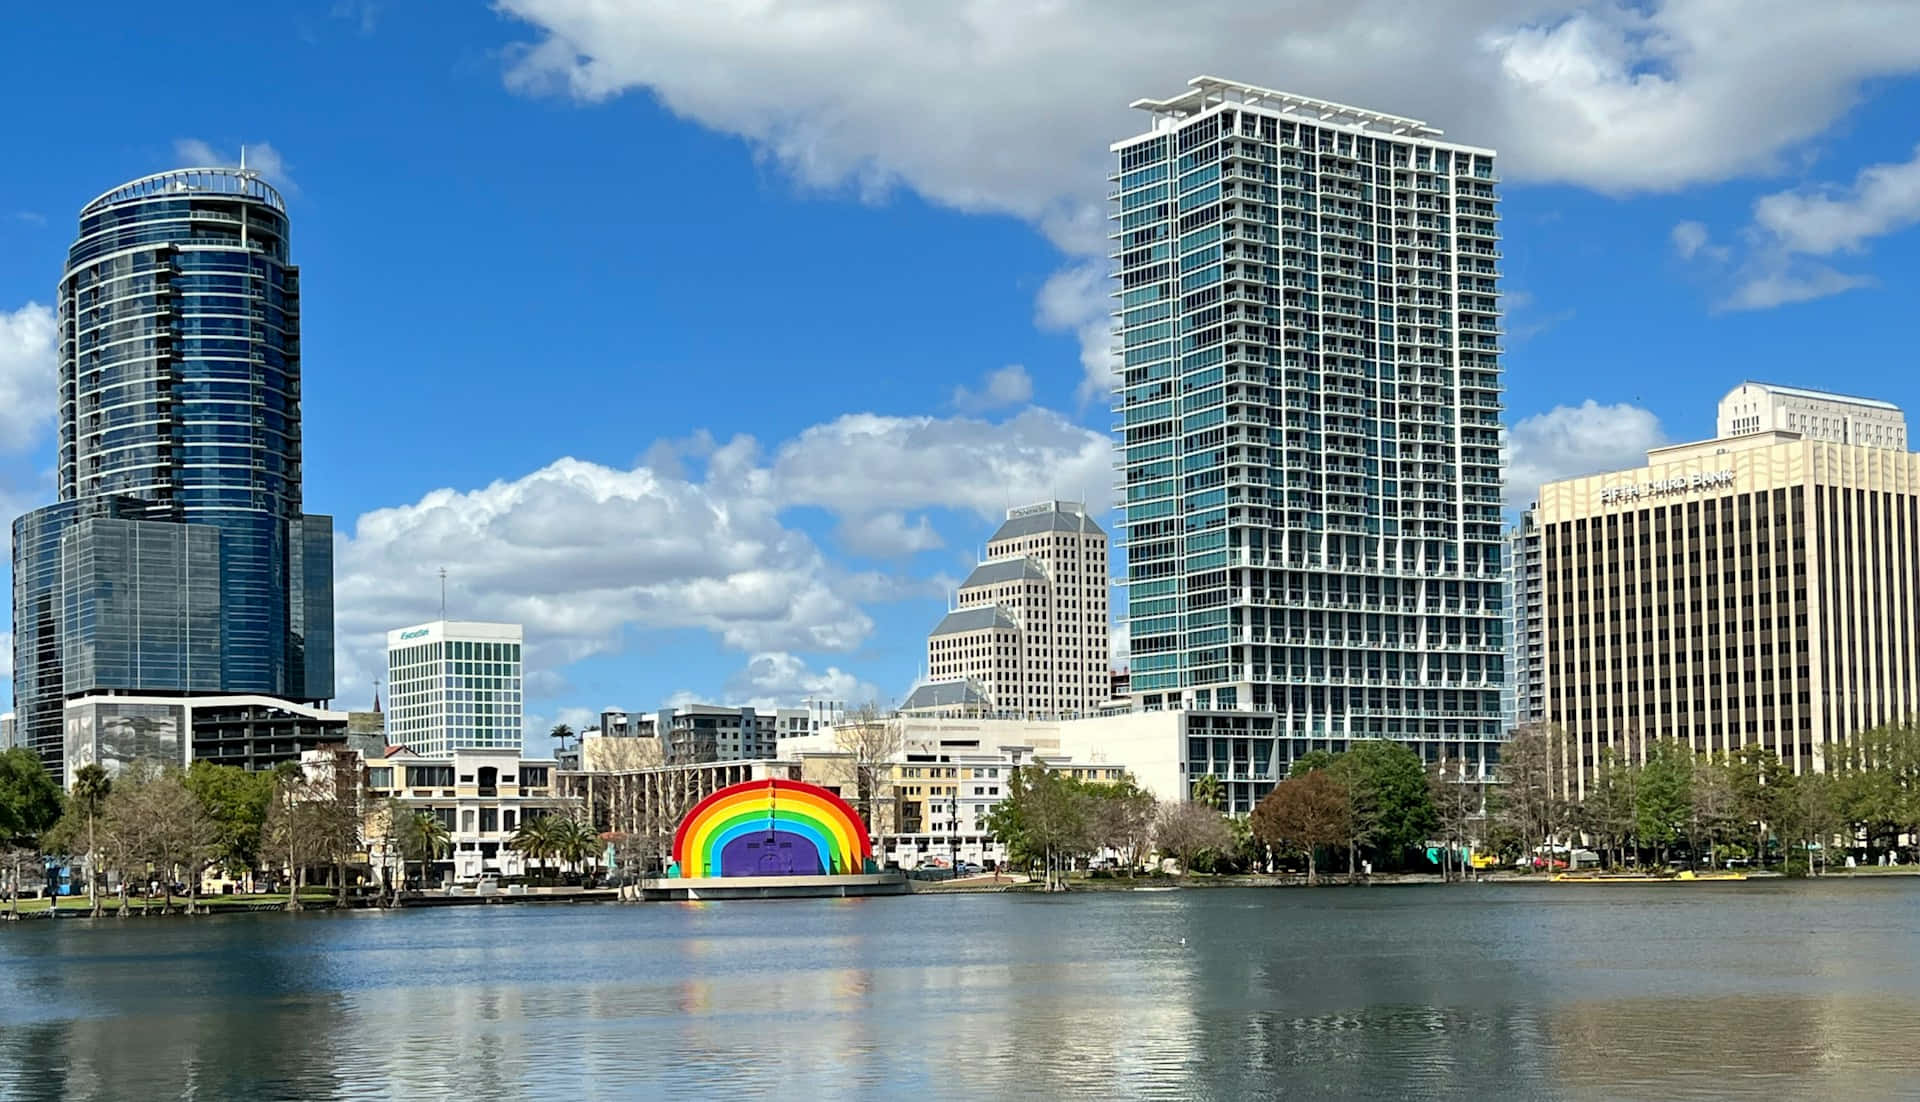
[950,782,960,877]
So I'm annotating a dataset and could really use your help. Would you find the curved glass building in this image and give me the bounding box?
[12,167,334,779]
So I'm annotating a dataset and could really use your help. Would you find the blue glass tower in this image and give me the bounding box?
[12,167,334,779]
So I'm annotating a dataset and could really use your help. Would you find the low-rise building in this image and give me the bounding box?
[363,745,572,886]
[61,693,348,784]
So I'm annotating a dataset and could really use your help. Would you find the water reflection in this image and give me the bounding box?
[0,883,1916,1099]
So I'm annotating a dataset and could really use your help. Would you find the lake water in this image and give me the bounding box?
[2,880,1917,1100]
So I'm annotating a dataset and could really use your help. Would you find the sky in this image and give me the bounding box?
[4,1,1920,745]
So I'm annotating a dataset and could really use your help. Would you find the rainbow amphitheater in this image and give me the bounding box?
[647,779,908,900]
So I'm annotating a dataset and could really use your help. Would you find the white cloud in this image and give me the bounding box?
[769,408,1111,521]
[332,406,1108,704]
[1504,401,1666,509]
[495,2,1920,395]
[836,511,943,557]
[173,139,297,195]
[0,303,56,452]
[1677,143,1920,310]
[1751,143,1920,256]
[703,651,881,711]
[951,364,1033,413]
[1671,220,1710,261]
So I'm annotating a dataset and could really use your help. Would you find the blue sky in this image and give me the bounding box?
[4,2,1920,742]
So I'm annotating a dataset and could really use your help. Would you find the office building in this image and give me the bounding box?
[919,500,1111,719]
[1535,391,1920,791]
[385,621,523,756]
[1504,508,1543,730]
[1112,77,1505,760]
[1718,381,1905,449]
[62,692,347,778]
[0,713,15,751]
[12,166,335,781]
[362,745,570,887]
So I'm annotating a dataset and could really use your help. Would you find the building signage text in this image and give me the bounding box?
[1598,469,1734,505]
[399,628,430,640]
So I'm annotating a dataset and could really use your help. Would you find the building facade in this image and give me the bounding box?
[1112,77,1505,761]
[1504,508,1543,730]
[363,746,570,886]
[13,166,335,781]
[1536,421,1920,792]
[919,500,1110,719]
[62,692,347,779]
[1718,381,1906,449]
[385,621,523,756]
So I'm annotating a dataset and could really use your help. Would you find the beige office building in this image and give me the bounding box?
[1536,422,1920,793]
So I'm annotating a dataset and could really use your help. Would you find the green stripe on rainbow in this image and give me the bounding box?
[672,778,874,878]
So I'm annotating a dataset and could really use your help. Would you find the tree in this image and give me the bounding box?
[1689,754,1740,868]
[834,703,902,854]
[1729,746,1788,867]
[1085,776,1157,872]
[0,747,63,917]
[1635,740,1693,866]
[99,762,217,915]
[548,814,599,880]
[984,765,1090,890]
[1578,748,1638,870]
[70,764,112,916]
[1777,770,1843,876]
[1494,724,1570,872]
[184,761,275,888]
[508,814,555,882]
[1251,770,1352,884]
[1427,760,1485,882]
[1333,740,1437,868]
[394,810,452,889]
[1189,773,1225,810]
[1153,800,1232,878]
[263,758,359,910]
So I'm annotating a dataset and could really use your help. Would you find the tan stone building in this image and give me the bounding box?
[918,500,1110,719]
[1536,424,1920,793]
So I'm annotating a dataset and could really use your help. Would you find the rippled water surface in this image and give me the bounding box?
[3,880,1918,1100]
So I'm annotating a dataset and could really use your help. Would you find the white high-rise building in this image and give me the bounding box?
[914,501,1111,719]
[1114,77,1505,764]
[1717,381,1905,449]
[385,621,524,756]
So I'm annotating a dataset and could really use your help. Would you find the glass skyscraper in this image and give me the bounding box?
[1115,78,1504,765]
[12,166,334,779]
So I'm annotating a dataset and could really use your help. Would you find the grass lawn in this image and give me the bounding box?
[5,890,338,915]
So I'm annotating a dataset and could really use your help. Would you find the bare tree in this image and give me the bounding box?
[834,703,902,858]
[1427,760,1485,882]
[1153,800,1233,877]
[1496,724,1570,871]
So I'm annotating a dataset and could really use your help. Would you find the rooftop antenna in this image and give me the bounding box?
[438,566,447,621]
[239,145,246,171]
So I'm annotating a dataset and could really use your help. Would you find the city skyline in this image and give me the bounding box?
[4,4,1920,742]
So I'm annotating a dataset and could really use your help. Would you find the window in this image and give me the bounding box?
[521,766,550,787]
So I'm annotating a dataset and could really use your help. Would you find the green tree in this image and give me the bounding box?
[184,761,275,884]
[984,765,1091,889]
[0,748,65,916]
[1690,754,1740,867]
[508,813,555,882]
[1728,746,1788,867]
[1493,724,1570,873]
[1579,748,1638,869]
[1331,740,1437,868]
[1084,776,1157,873]
[1635,740,1694,865]
[1777,770,1844,875]
[395,810,453,890]
[70,764,112,916]
[1189,772,1225,810]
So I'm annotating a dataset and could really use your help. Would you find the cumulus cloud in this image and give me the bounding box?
[1504,400,1667,509]
[951,364,1033,413]
[0,303,55,452]
[173,139,297,195]
[331,407,1108,702]
[700,651,881,711]
[1677,143,1920,309]
[494,2,1920,391]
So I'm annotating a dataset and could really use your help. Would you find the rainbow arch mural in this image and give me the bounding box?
[672,779,874,878]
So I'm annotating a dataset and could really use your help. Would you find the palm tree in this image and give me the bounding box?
[550,816,598,882]
[71,764,111,918]
[396,811,452,891]
[507,816,553,882]
[1191,773,1225,811]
